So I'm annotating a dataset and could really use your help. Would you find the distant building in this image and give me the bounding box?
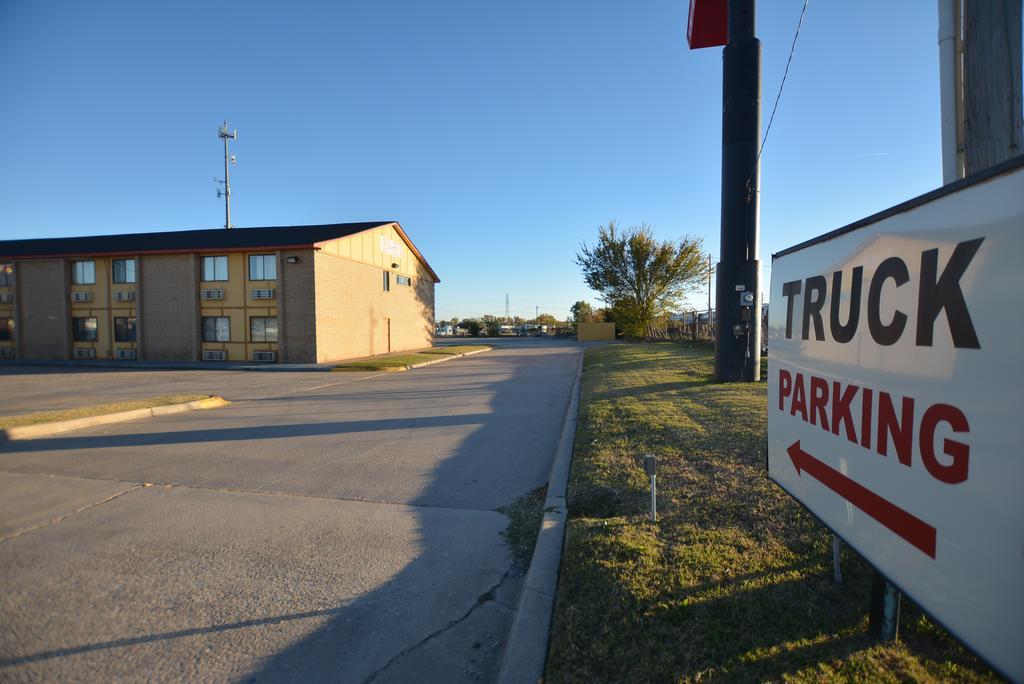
[0,221,439,364]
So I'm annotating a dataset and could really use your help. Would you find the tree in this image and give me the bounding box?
[570,301,594,327]
[464,319,482,336]
[482,315,502,336]
[450,317,460,327]
[536,313,557,328]
[576,221,707,338]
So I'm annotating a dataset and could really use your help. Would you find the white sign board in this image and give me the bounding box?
[768,161,1024,680]
[380,236,403,258]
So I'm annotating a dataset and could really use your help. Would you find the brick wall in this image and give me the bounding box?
[313,251,435,362]
[279,249,317,363]
[18,259,69,359]
[140,254,199,360]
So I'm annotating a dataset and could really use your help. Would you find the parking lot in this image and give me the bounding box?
[0,339,581,681]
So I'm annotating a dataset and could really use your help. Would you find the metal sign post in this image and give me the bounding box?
[869,570,901,641]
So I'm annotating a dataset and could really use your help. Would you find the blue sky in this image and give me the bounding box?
[0,1,944,321]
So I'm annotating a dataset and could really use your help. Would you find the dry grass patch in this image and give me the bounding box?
[547,343,997,683]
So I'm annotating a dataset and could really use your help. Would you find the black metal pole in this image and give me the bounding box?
[714,0,762,382]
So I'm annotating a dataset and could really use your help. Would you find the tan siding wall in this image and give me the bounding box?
[18,260,69,359]
[280,249,317,363]
[141,254,199,360]
[313,251,434,363]
[577,321,616,341]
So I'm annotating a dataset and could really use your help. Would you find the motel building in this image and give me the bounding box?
[0,221,439,364]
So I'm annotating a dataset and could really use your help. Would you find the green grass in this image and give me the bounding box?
[419,345,492,355]
[0,394,210,430]
[331,345,491,371]
[331,354,438,371]
[498,485,547,574]
[547,343,997,683]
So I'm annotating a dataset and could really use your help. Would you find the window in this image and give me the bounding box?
[72,261,95,284]
[383,271,390,292]
[0,318,13,341]
[202,256,229,281]
[248,254,277,281]
[114,317,136,342]
[0,263,13,287]
[73,317,98,342]
[202,316,231,342]
[396,275,411,287]
[112,259,136,284]
[250,316,278,343]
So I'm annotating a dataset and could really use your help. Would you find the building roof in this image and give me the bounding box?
[0,221,440,282]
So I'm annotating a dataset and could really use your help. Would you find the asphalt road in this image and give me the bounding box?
[0,339,582,682]
[0,366,376,418]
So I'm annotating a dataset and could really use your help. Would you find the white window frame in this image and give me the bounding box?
[72,260,95,285]
[73,316,98,341]
[112,258,136,284]
[202,256,229,282]
[248,254,277,281]
[250,316,278,343]
[202,316,231,342]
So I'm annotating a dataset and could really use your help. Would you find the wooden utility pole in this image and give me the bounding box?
[963,0,1023,175]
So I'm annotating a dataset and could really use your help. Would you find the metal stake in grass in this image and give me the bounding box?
[832,534,843,583]
[644,454,658,522]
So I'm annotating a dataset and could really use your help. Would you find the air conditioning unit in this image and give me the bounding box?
[116,349,137,360]
[201,289,224,300]
[251,288,275,300]
[71,292,91,302]
[0,293,13,304]
[113,290,136,302]
[253,351,276,362]
[73,347,96,359]
[202,350,227,361]
[0,348,14,358]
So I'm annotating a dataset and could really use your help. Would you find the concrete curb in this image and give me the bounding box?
[330,346,493,372]
[496,349,584,684]
[0,396,230,442]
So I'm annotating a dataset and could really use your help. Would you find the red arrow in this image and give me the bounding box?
[787,441,936,558]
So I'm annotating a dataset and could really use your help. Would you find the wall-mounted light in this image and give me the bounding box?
[286,256,299,264]
[391,262,399,269]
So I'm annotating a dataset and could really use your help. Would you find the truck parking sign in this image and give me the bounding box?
[767,159,1024,680]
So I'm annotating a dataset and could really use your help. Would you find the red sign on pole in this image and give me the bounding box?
[687,0,728,49]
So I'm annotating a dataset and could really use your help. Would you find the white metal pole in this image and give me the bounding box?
[223,132,232,229]
[939,0,964,184]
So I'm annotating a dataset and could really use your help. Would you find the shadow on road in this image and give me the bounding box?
[0,342,582,682]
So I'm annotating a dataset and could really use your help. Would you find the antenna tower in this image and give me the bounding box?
[505,293,510,322]
[216,121,238,229]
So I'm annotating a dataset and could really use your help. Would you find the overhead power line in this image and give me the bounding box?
[747,0,810,202]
